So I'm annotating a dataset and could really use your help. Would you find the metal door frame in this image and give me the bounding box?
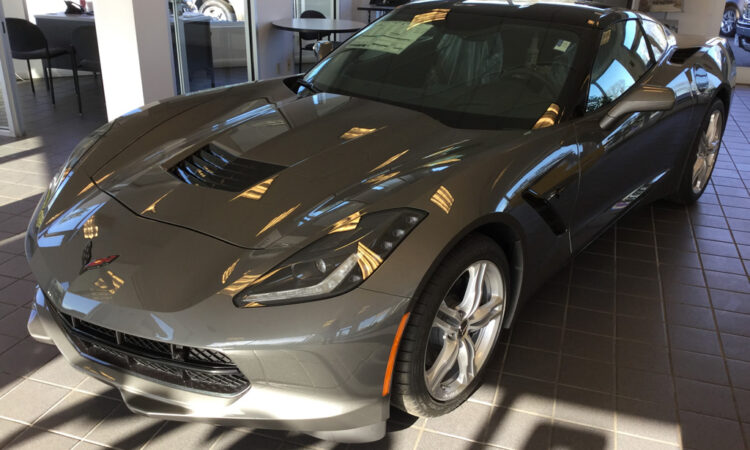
[0,1,24,137]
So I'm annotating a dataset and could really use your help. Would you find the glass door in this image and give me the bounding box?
[0,2,24,136]
[170,0,255,94]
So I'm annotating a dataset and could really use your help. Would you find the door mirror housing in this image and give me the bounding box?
[600,85,676,130]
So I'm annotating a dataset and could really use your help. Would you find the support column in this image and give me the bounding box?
[94,0,176,120]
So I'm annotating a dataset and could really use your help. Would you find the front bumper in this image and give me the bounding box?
[737,18,750,39]
[27,287,409,441]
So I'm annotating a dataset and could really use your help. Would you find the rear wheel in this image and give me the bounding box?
[721,5,740,37]
[199,0,235,21]
[391,234,509,417]
[672,99,725,205]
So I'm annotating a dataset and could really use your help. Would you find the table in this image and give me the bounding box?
[357,6,396,23]
[272,18,366,71]
[271,18,366,35]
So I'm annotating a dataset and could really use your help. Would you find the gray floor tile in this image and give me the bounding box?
[616,397,679,444]
[29,356,87,388]
[616,434,679,450]
[551,422,614,450]
[671,350,729,385]
[668,325,722,355]
[561,329,614,362]
[35,391,118,439]
[554,385,614,430]
[616,367,675,404]
[728,359,750,390]
[0,379,68,423]
[675,378,738,420]
[423,401,490,441]
[494,374,555,416]
[483,407,551,450]
[415,431,475,450]
[0,418,27,447]
[558,355,614,393]
[85,403,164,449]
[143,421,221,449]
[679,411,745,450]
[5,427,79,449]
[0,336,59,376]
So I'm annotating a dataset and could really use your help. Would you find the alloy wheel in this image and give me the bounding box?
[203,6,229,20]
[722,9,738,35]
[691,110,723,195]
[424,260,505,402]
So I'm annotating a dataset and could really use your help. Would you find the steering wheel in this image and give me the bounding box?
[500,67,556,97]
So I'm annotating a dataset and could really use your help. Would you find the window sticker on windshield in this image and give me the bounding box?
[554,39,571,52]
[346,21,433,55]
[601,29,612,46]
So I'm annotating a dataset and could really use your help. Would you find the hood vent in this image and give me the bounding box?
[170,144,286,192]
[669,47,701,65]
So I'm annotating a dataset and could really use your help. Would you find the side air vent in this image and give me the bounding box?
[170,144,285,192]
[669,47,701,65]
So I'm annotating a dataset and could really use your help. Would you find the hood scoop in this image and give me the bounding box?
[170,143,286,192]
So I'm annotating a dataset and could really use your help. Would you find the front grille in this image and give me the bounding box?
[170,144,285,192]
[48,302,250,395]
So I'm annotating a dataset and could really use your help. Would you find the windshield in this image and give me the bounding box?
[304,7,586,130]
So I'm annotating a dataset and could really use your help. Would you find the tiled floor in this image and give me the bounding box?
[0,78,748,449]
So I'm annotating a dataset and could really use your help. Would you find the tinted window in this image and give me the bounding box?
[587,20,654,112]
[304,8,584,129]
[642,19,668,60]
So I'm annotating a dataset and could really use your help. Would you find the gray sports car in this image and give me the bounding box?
[25,0,735,443]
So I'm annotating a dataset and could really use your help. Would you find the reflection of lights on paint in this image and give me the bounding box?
[533,103,561,130]
[340,127,378,140]
[431,186,454,214]
[329,211,362,234]
[83,216,99,239]
[366,172,400,185]
[232,177,275,201]
[222,258,240,284]
[357,242,383,279]
[141,191,172,215]
[256,204,300,236]
[370,150,409,173]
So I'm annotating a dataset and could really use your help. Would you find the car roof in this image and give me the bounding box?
[402,0,637,29]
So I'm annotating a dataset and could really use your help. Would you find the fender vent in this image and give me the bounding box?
[170,143,285,192]
[669,47,701,65]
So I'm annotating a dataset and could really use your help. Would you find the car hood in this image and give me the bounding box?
[89,80,521,249]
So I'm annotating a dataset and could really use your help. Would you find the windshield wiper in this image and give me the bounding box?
[297,79,321,93]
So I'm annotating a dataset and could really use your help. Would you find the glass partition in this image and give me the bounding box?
[171,0,254,94]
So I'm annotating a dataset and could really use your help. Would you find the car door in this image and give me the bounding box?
[570,19,666,252]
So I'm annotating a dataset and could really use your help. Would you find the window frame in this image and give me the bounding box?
[580,18,658,116]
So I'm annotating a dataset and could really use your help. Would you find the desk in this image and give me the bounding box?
[35,13,94,70]
[357,6,395,23]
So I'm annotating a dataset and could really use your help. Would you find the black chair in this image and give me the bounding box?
[5,18,70,104]
[299,10,329,72]
[71,25,102,114]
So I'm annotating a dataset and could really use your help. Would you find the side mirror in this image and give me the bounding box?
[600,85,676,130]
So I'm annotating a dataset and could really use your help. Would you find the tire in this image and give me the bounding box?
[671,99,726,205]
[391,234,510,417]
[199,0,236,21]
[721,6,740,37]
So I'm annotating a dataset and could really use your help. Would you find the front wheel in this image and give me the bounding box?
[391,234,509,417]
[672,99,725,205]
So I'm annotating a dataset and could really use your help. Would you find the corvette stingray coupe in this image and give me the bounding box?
[25,0,735,443]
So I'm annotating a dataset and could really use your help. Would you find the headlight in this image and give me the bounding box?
[33,121,115,230]
[233,209,427,307]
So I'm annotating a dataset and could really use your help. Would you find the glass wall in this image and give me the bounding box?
[171,0,253,94]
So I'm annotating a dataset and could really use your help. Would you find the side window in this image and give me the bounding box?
[642,20,669,60]
[587,20,654,112]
